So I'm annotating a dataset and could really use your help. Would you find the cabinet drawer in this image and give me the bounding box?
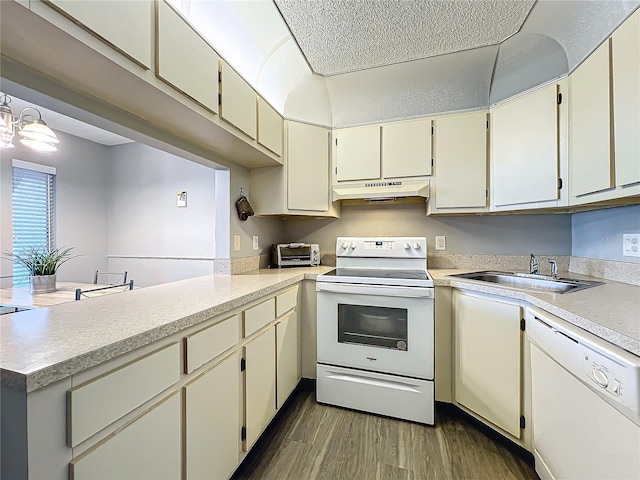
[276,285,299,317]
[68,343,181,447]
[184,315,239,374]
[243,298,276,337]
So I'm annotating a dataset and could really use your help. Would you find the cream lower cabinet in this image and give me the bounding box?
[184,353,239,480]
[453,290,522,438]
[276,313,300,409]
[244,326,277,451]
[70,393,182,480]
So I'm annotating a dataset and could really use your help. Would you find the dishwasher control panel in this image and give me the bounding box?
[582,346,628,399]
[527,307,640,424]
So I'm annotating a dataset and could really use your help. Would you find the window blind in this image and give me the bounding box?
[12,166,56,285]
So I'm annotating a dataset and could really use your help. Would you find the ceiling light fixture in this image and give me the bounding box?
[0,94,60,151]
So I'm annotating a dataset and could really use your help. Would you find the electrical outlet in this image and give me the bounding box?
[435,235,446,251]
[252,236,259,251]
[623,233,640,257]
[233,235,241,251]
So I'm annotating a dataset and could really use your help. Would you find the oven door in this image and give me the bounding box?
[316,282,434,379]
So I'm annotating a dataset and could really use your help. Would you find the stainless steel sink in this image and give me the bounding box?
[449,271,603,294]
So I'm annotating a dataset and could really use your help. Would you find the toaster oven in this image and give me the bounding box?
[272,243,320,267]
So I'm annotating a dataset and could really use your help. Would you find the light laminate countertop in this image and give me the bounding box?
[1,267,331,393]
[431,269,640,357]
[2,265,638,394]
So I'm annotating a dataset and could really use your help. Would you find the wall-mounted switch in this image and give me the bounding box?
[623,234,640,257]
[252,236,259,251]
[435,235,446,251]
[233,235,241,251]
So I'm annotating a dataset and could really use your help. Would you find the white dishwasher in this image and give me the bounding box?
[527,307,640,480]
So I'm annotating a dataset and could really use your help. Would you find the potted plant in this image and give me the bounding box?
[3,246,77,294]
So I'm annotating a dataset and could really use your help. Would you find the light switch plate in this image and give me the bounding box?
[233,235,241,251]
[435,235,446,251]
[252,236,259,251]
[623,234,640,257]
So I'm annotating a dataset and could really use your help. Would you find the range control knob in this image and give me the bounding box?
[413,242,421,250]
[350,242,357,250]
[403,242,411,249]
[592,367,609,388]
[341,242,348,250]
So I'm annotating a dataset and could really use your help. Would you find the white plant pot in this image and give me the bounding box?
[30,274,56,294]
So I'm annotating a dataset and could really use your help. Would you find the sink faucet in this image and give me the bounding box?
[549,259,558,280]
[530,254,539,274]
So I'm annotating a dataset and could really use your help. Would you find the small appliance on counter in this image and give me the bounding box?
[272,243,320,267]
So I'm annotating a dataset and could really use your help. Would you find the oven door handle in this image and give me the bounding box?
[316,282,433,298]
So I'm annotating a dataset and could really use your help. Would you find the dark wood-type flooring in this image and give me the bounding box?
[232,386,539,480]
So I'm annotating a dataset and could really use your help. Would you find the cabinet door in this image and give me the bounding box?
[434,112,487,208]
[492,83,559,206]
[70,393,181,480]
[257,97,283,156]
[244,327,276,451]
[335,125,381,181]
[220,60,257,139]
[47,0,153,68]
[184,353,239,480]
[381,119,432,178]
[612,9,640,187]
[276,314,299,409]
[157,0,219,114]
[570,40,614,196]
[454,292,521,437]
[288,122,330,211]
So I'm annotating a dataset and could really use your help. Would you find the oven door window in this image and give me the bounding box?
[337,304,408,350]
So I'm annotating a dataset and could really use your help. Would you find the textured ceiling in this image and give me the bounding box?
[274,0,536,76]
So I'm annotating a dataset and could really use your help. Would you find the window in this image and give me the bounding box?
[11,159,56,285]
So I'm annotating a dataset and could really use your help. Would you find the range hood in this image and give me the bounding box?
[332,179,430,201]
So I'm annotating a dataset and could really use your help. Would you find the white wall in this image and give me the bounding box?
[228,163,285,258]
[0,131,110,284]
[107,143,219,286]
[281,203,572,257]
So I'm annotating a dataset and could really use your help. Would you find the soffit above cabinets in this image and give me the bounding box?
[274,0,536,76]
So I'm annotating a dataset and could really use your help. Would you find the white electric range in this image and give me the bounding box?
[316,237,435,425]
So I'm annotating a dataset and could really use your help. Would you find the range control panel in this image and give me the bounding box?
[336,237,427,258]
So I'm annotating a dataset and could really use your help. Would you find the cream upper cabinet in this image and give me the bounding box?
[70,393,181,480]
[288,121,330,212]
[432,112,487,210]
[381,119,432,178]
[491,83,560,208]
[570,40,614,197]
[257,97,283,156]
[335,125,381,181]
[156,0,219,114]
[220,60,257,139]
[47,0,153,68]
[612,9,640,187]
[184,353,239,480]
[454,291,522,438]
[243,327,276,451]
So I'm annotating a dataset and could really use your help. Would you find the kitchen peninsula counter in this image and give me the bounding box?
[431,269,640,356]
[1,267,332,393]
